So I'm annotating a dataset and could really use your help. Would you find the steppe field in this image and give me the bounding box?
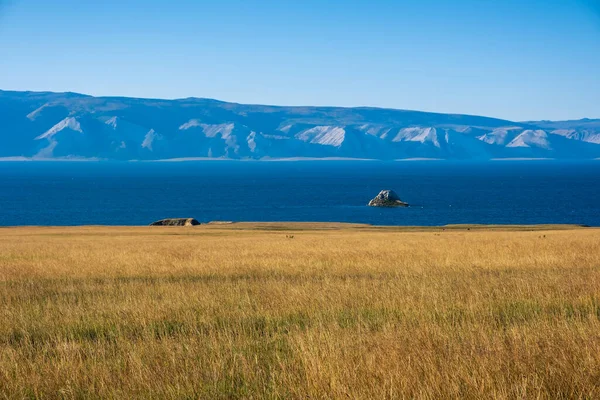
[1,223,600,399]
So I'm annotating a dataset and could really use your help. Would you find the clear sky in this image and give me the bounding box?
[0,0,598,121]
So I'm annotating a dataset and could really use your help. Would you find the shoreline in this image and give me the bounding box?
[0,222,593,231]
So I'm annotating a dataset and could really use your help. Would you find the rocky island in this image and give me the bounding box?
[150,218,201,226]
[368,190,409,207]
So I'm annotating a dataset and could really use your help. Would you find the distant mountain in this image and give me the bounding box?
[1,90,599,160]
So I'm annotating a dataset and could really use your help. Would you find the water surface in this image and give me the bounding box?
[1,160,599,226]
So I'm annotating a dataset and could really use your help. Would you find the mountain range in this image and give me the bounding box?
[1,90,599,160]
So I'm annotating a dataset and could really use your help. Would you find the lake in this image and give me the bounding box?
[1,160,599,226]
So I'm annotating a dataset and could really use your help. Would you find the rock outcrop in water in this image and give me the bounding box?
[150,218,201,226]
[368,190,409,207]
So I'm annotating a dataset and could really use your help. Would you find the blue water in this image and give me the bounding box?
[1,161,599,226]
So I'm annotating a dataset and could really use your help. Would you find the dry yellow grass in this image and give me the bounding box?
[1,224,600,399]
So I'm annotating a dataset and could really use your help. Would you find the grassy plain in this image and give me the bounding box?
[1,223,600,399]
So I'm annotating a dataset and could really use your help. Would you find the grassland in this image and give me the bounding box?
[1,223,600,399]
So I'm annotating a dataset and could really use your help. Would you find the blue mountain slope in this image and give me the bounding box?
[0,90,598,160]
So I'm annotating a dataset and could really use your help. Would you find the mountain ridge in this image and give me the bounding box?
[1,90,599,160]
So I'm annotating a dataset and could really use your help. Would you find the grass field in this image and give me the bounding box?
[1,223,600,399]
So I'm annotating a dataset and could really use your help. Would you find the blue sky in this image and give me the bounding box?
[0,0,598,121]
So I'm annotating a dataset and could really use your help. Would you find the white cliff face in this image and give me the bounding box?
[27,104,49,121]
[506,130,551,149]
[295,126,346,147]
[551,129,600,144]
[141,129,160,151]
[477,127,522,145]
[200,123,235,139]
[179,120,236,139]
[35,117,82,140]
[392,127,440,147]
[104,116,119,129]
[279,124,293,134]
[247,132,257,153]
[359,124,389,138]
[179,119,202,130]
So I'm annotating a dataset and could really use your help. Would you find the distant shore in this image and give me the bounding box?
[0,222,593,231]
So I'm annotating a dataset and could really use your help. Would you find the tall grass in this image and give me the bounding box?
[1,225,599,399]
